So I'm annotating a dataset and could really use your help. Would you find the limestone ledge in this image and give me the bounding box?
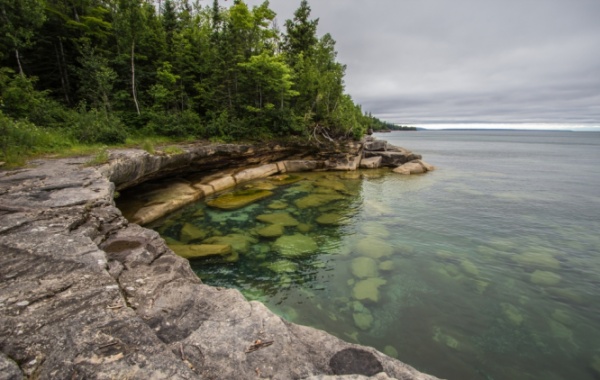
[117,137,432,226]
[0,141,440,380]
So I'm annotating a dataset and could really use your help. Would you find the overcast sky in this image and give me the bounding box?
[237,0,600,127]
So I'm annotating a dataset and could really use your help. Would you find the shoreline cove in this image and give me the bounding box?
[0,138,437,379]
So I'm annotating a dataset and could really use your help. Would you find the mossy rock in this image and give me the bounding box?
[206,189,273,210]
[511,252,561,270]
[266,260,299,273]
[297,223,313,233]
[273,234,318,258]
[269,174,303,185]
[551,309,573,326]
[179,222,209,243]
[378,260,395,271]
[384,346,398,359]
[530,270,561,286]
[294,193,344,209]
[257,224,285,238]
[256,212,300,226]
[168,243,232,259]
[360,222,391,238]
[460,259,480,277]
[501,302,524,326]
[316,213,344,225]
[352,277,387,303]
[432,327,460,350]
[351,257,379,279]
[356,237,393,259]
[246,181,277,190]
[314,179,346,192]
[267,200,289,210]
[203,233,257,253]
[353,310,374,331]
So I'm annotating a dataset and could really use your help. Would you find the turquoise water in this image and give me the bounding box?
[150,131,600,380]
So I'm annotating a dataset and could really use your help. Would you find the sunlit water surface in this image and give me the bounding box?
[148,131,600,380]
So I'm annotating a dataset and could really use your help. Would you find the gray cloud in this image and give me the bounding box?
[240,0,600,126]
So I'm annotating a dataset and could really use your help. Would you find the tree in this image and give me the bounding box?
[0,0,47,76]
[283,0,318,59]
[113,0,146,115]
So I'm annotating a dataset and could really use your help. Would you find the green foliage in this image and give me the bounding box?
[69,104,128,144]
[85,145,110,166]
[0,0,400,161]
[0,110,72,166]
[162,145,185,155]
[142,139,155,154]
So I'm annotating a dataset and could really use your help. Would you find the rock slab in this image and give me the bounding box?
[0,144,440,380]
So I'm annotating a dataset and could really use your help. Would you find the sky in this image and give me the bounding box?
[236,0,600,129]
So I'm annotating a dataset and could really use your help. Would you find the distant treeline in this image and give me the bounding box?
[1,0,396,164]
[369,116,416,131]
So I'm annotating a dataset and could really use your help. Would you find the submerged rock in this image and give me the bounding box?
[256,212,300,226]
[203,233,257,253]
[360,222,391,238]
[266,260,299,274]
[316,213,344,225]
[511,251,561,270]
[432,327,460,350]
[351,257,379,279]
[314,179,347,192]
[295,193,344,209]
[530,270,562,286]
[267,200,289,210]
[352,278,387,303]
[384,345,399,359]
[180,222,209,243]
[206,189,273,210]
[168,243,232,259]
[351,301,374,331]
[460,259,480,277]
[257,224,285,238]
[273,234,318,258]
[501,302,524,326]
[356,237,393,259]
[379,260,395,271]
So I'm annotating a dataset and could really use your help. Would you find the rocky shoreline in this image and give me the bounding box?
[0,137,438,380]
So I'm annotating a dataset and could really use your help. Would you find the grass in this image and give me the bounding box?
[84,146,110,166]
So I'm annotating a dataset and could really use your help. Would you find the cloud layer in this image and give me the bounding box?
[241,0,600,125]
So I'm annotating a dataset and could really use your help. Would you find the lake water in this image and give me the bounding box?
[149,130,600,380]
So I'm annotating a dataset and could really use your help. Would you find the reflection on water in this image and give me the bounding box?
[148,131,600,380]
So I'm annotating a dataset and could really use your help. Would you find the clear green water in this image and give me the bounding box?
[148,131,600,380]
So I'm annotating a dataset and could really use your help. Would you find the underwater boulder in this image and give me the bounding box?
[511,251,561,270]
[351,257,379,279]
[294,193,344,209]
[501,302,524,326]
[203,233,258,253]
[351,301,374,331]
[257,224,285,238]
[530,270,562,286]
[168,243,232,259]
[265,260,299,274]
[206,189,273,210]
[356,237,393,259]
[273,234,318,258]
[256,212,300,226]
[316,213,344,225]
[179,222,209,243]
[352,278,387,303]
[267,200,289,210]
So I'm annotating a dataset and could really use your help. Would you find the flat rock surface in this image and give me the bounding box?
[0,145,440,380]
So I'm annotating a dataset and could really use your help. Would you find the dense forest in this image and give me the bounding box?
[0,0,398,165]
